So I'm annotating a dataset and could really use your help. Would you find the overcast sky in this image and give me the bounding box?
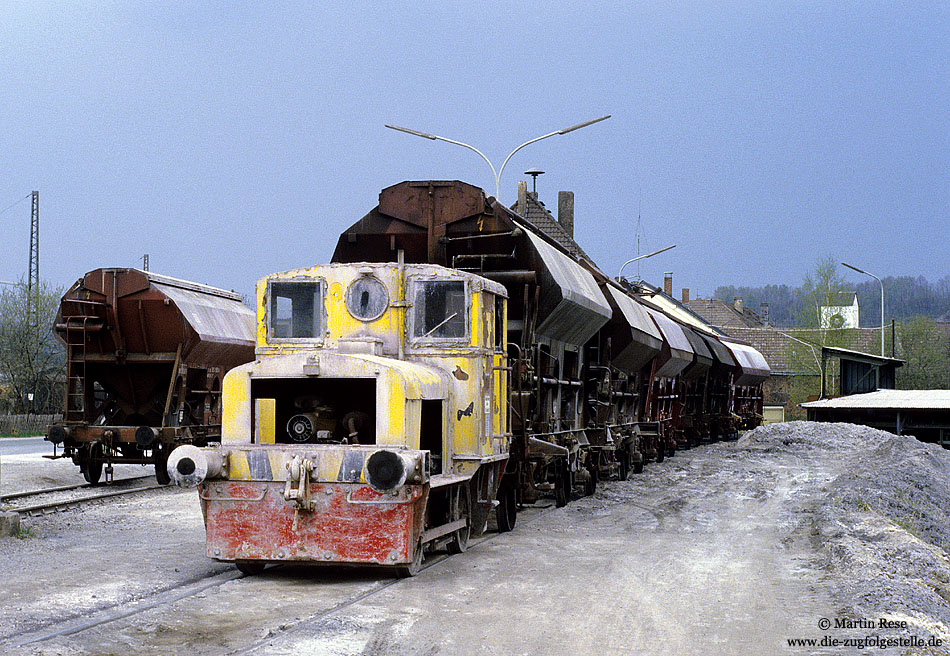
[1,2,946,300]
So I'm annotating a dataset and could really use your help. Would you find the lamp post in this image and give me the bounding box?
[617,244,677,280]
[385,115,611,201]
[841,262,884,356]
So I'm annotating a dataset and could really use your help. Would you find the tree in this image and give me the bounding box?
[796,256,849,347]
[0,278,65,414]
[896,316,950,389]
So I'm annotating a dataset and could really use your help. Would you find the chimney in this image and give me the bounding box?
[734,297,743,313]
[517,181,528,216]
[759,302,769,325]
[664,272,673,296]
[682,288,690,304]
[557,191,574,237]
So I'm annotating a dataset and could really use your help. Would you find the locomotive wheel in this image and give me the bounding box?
[495,483,517,533]
[447,489,470,554]
[397,540,424,577]
[656,444,665,463]
[153,444,172,486]
[633,459,644,474]
[236,561,266,576]
[81,445,103,486]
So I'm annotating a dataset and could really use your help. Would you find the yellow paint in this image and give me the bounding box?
[254,398,276,444]
[222,366,252,444]
[228,451,251,480]
[316,450,343,481]
[268,451,286,479]
[235,264,513,477]
[469,292,480,347]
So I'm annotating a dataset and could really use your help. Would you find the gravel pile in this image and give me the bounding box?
[741,421,950,647]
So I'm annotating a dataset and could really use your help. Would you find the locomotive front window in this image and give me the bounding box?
[412,280,468,340]
[268,280,324,340]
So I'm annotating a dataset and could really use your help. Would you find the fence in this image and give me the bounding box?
[0,414,61,436]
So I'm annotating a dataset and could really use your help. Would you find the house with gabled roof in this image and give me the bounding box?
[820,291,859,329]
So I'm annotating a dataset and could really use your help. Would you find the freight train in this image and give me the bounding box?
[45,268,256,484]
[167,180,769,575]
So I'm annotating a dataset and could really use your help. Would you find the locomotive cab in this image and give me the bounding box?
[168,262,510,575]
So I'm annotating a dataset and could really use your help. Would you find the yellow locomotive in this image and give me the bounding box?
[168,259,510,575]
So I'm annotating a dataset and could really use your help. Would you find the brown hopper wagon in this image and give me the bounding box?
[45,268,255,484]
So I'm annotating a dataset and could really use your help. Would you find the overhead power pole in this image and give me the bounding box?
[27,190,39,328]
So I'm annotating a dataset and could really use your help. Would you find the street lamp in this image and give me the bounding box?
[841,261,884,356]
[385,115,611,201]
[617,245,677,280]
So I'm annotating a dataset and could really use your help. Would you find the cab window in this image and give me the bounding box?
[412,280,467,340]
[268,280,324,339]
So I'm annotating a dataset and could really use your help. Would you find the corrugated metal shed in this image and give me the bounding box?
[802,390,950,411]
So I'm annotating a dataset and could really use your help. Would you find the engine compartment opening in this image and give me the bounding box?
[251,378,376,445]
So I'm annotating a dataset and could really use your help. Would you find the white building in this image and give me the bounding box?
[820,292,859,329]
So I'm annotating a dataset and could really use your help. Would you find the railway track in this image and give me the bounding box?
[0,475,167,516]
[9,501,555,650]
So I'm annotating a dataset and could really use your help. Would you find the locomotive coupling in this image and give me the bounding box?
[167,445,227,487]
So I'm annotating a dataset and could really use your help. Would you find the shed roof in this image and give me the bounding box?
[802,389,950,410]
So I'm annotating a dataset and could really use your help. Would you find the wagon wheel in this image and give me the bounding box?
[81,443,103,486]
[617,449,630,481]
[153,443,172,486]
[583,467,596,497]
[236,561,266,576]
[397,539,424,578]
[495,482,517,533]
[447,487,471,554]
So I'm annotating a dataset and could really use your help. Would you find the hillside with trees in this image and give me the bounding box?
[715,275,950,328]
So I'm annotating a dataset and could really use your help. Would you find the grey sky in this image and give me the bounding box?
[1,2,946,300]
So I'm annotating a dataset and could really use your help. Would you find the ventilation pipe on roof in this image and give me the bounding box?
[557,191,574,237]
[517,180,528,215]
[734,297,743,313]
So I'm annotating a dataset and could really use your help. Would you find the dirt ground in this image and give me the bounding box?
[2,422,950,655]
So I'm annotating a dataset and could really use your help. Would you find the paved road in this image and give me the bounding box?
[0,436,47,457]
